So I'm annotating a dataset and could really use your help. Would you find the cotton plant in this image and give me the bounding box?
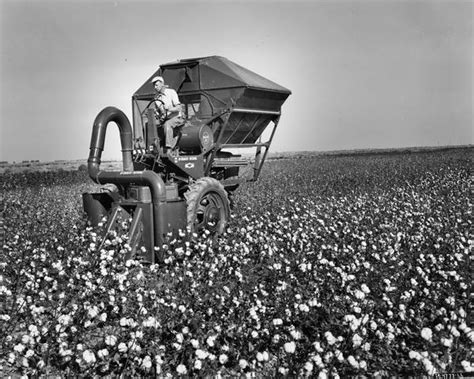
[1,150,472,376]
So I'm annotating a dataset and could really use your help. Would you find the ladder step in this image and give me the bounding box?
[212,157,251,167]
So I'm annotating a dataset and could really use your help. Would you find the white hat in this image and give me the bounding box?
[151,76,164,84]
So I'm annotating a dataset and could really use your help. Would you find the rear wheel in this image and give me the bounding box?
[184,177,230,234]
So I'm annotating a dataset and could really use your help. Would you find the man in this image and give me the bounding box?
[151,76,183,152]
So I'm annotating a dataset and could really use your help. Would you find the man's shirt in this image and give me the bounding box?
[155,87,181,118]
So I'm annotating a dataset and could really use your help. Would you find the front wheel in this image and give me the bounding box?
[184,177,230,234]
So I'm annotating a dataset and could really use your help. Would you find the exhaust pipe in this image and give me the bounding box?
[87,106,166,247]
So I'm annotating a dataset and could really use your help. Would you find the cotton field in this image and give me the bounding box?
[1,148,472,377]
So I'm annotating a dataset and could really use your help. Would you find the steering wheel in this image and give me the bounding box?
[153,98,167,122]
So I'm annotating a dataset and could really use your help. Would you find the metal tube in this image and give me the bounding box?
[220,143,269,148]
[88,106,134,179]
[87,106,166,248]
[232,108,281,115]
[254,117,280,180]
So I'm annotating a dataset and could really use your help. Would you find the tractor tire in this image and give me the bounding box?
[184,177,230,234]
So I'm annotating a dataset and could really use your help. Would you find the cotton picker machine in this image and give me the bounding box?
[82,56,291,263]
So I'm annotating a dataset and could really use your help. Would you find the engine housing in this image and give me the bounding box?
[178,123,214,154]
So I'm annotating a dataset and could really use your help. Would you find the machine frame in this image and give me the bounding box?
[83,56,291,263]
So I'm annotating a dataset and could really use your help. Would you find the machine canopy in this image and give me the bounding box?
[133,56,291,146]
[133,56,291,114]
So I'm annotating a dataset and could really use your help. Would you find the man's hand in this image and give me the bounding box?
[154,100,166,121]
[168,104,182,113]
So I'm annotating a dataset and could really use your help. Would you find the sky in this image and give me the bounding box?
[0,0,472,162]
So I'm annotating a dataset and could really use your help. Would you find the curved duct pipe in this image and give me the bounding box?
[88,106,134,177]
[87,106,166,247]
